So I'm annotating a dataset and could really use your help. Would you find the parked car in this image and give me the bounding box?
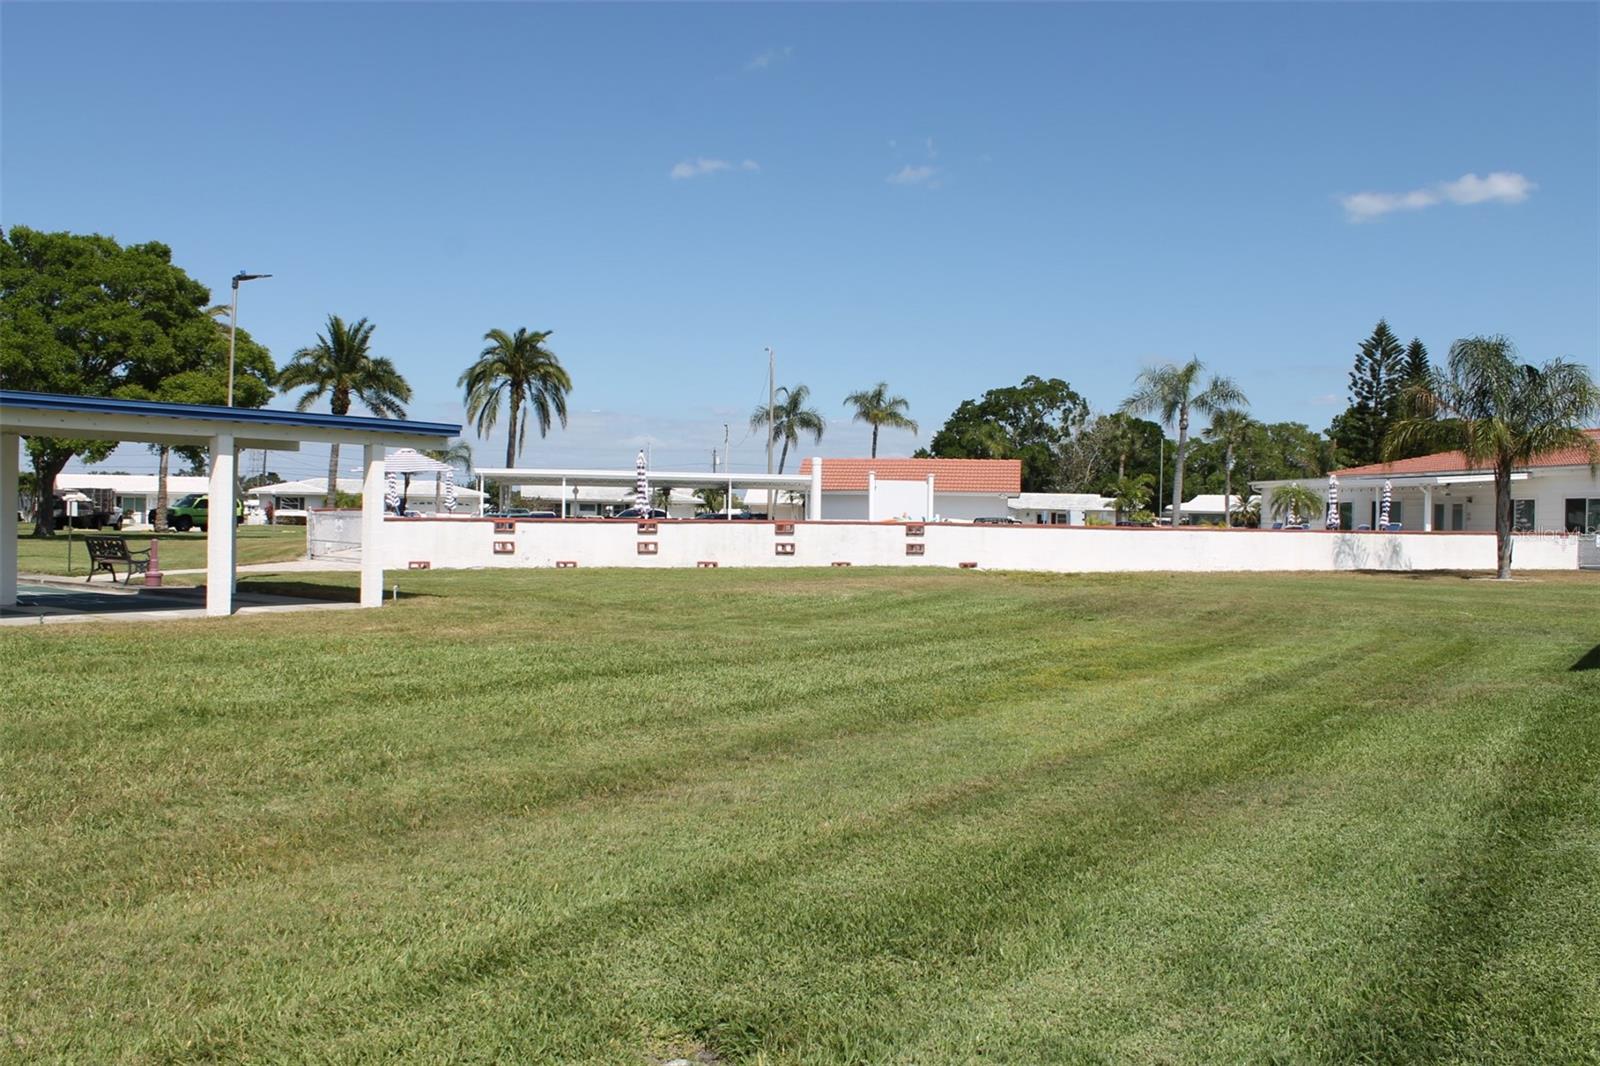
[485,508,536,518]
[611,507,669,520]
[165,493,244,532]
[694,511,758,520]
[973,516,1021,525]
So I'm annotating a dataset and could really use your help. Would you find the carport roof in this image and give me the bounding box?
[0,390,459,450]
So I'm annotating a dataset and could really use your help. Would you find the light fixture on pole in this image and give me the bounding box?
[227,271,272,407]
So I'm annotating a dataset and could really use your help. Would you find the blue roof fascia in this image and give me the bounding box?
[0,390,459,438]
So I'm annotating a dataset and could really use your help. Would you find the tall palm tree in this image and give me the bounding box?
[279,315,411,503]
[844,382,918,458]
[459,328,572,508]
[1204,408,1255,527]
[1387,336,1599,578]
[1121,358,1246,526]
[750,383,825,473]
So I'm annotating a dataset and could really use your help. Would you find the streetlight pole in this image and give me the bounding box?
[227,271,272,406]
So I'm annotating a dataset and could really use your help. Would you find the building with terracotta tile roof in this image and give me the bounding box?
[1252,429,1600,534]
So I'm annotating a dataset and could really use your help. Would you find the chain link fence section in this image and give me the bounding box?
[307,510,364,562]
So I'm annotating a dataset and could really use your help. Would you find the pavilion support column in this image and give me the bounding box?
[1,433,19,608]
[867,470,878,522]
[360,444,385,608]
[807,459,822,521]
[206,433,237,617]
[925,474,936,522]
[1422,486,1434,531]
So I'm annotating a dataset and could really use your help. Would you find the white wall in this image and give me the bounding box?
[377,518,1584,574]
[820,488,1011,522]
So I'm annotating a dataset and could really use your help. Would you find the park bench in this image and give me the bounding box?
[84,536,151,585]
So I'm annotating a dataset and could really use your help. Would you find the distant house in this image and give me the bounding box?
[1007,492,1116,525]
[250,477,485,522]
[797,458,1023,521]
[1163,494,1255,526]
[1252,429,1600,532]
[518,484,700,518]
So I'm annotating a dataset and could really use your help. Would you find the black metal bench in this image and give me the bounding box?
[84,536,151,585]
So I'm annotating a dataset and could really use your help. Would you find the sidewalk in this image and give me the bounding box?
[22,557,361,587]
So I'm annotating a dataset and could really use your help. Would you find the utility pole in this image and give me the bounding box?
[765,346,775,476]
[724,423,732,518]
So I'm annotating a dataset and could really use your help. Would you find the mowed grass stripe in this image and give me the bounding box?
[3,569,1598,1062]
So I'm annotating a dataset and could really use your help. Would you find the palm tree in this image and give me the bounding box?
[1387,336,1599,578]
[844,382,918,458]
[695,485,728,514]
[750,384,825,473]
[1269,484,1324,527]
[459,328,572,508]
[418,439,474,513]
[424,439,474,478]
[279,315,412,503]
[1204,408,1255,527]
[1121,358,1246,526]
[1105,472,1154,524]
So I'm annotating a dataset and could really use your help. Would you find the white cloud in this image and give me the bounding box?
[1340,171,1535,222]
[669,158,760,180]
[887,164,938,186]
[745,46,793,72]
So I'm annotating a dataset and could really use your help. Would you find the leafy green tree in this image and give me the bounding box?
[1387,336,1600,578]
[751,383,826,473]
[458,327,571,508]
[1056,413,1166,494]
[1401,338,1430,388]
[1204,408,1256,526]
[0,225,249,535]
[1121,358,1246,525]
[280,315,411,507]
[843,382,917,458]
[928,375,1090,492]
[1329,319,1406,466]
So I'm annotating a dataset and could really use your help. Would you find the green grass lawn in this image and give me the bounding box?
[14,525,306,575]
[3,568,1598,1063]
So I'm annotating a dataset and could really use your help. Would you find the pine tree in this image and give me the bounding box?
[1332,319,1405,465]
[1401,338,1430,388]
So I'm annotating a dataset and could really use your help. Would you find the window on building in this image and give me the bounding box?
[1567,498,1600,533]
[280,496,306,511]
[1512,500,1536,532]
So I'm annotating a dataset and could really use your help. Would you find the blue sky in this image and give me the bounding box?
[4,2,1596,478]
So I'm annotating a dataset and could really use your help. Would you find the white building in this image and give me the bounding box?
[796,458,1022,521]
[1252,430,1600,532]
[1163,493,1255,526]
[251,476,485,521]
[56,473,211,528]
[1007,492,1116,525]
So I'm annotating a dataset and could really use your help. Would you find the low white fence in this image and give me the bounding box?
[374,517,1585,574]
[307,509,365,561]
